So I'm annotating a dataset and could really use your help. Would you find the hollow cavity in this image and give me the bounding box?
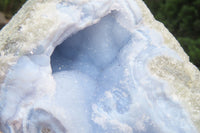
[50,13,131,78]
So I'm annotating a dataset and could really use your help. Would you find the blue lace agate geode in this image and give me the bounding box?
[0,0,199,133]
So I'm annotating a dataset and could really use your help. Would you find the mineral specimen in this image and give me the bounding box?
[0,0,199,133]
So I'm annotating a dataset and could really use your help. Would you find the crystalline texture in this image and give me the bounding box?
[0,0,199,133]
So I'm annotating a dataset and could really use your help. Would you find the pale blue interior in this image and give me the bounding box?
[51,13,131,77]
[48,12,196,133]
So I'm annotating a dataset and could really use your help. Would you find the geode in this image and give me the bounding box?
[0,0,200,133]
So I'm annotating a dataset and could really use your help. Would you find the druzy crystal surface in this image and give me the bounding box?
[0,0,199,133]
